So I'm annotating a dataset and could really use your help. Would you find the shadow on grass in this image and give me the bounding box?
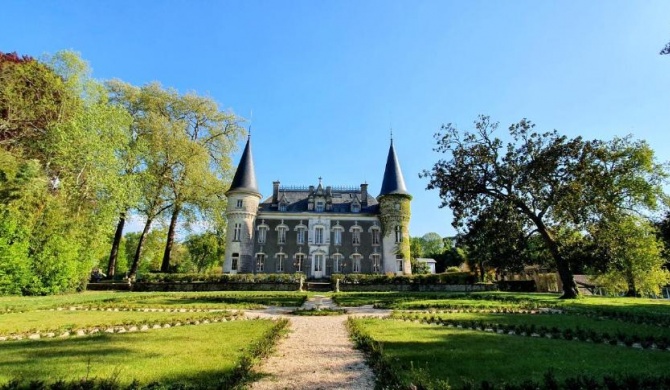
[355,319,670,388]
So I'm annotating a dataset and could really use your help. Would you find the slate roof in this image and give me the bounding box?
[259,189,379,214]
[226,137,260,195]
[379,141,410,197]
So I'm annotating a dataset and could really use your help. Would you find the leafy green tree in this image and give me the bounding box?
[0,51,132,294]
[421,232,445,256]
[421,116,668,298]
[104,81,243,275]
[593,215,670,296]
[184,232,222,273]
[410,237,425,259]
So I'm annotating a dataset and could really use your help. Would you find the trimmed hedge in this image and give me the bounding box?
[138,273,304,284]
[332,272,478,285]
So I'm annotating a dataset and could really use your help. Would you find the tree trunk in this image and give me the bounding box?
[625,271,638,297]
[128,216,153,280]
[106,212,126,278]
[478,260,486,282]
[160,204,181,272]
[529,215,579,299]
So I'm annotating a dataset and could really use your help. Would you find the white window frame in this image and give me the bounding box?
[231,253,239,271]
[276,254,286,272]
[395,225,403,243]
[296,227,306,244]
[371,254,381,273]
[295,253,305,272]
[352,228,361,245]
[233,223,242,241]
[256,253,266,272]
[352,254,362,273]
[277,226,287,244]
[315,227,324,245]
[371,228,380,246]
[333,229,342,246]
[257,226,267,244]
[314,254,324,272]
[332,254,343,273]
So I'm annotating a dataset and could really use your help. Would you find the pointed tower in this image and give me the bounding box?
[223,136,262,274]
[378,139,412,275]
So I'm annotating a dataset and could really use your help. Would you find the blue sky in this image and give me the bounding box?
[3,1,670,238]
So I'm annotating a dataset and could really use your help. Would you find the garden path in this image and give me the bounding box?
[245,296,390,390]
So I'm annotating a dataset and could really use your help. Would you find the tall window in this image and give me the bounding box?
[279,203,287,211]
[233,223,242,241]
[352,254,362,273]
[256,254,266,272]
[395,225,403,243]
[276,254,286,272]
[333,229,342,246]
[277,226,287,244]
[316,201,325,212]
[295,254,305,272]
[371,254,381,273]
[314,254,324,272]
[231,253,239,271]
[332,254,343,273]
[352,227,362,245]
[296,227,306,244]
[236,199,243,208]
[315,227,324,244]
[371,228,380,246]
[396,255,403,273]
[257,226,267,244]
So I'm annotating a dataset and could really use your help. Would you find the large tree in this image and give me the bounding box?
[105,81,243,276]
[421,116,668,298]
[0,51,131,294]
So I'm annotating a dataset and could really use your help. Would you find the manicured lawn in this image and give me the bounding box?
[351,318,670,388]
[0,320,276,387]
[0,310,235,335]
[393,311,670,339]
[0,291,308,312]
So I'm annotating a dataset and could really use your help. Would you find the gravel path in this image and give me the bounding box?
[246,297,389,390]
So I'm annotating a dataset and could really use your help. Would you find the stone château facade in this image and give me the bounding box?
[223,137,412,278]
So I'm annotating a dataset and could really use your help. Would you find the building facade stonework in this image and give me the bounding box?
[223,137,412,278]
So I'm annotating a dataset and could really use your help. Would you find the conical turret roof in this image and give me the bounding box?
[226,136,260,196]
[379,140,410,197]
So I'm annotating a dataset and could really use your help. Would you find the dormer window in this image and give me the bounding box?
[351,203,360,213]
[279,203,287,211]
[316,201,325,213]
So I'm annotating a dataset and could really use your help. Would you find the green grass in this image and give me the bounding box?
[351,318,670,388]
[0,320,276,387]
[0,310,236,335]
[393,311,670,339]
[0,291,309,313]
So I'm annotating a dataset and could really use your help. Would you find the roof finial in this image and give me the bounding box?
[318,176,323,185]
[248,109,253,139]
[390,124,393,144]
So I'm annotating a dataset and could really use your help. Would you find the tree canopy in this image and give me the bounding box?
[421,115,668,298]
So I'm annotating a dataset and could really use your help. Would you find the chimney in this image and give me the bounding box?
[272,181,280,204]
[360,183,368,207]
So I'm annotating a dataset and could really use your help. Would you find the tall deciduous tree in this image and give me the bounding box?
[421,116,668,298]
[592,215,670,296]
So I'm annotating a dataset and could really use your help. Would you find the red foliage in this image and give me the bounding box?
[0,51,35,66]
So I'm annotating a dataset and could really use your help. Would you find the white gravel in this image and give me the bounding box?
[246,297,389,390]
